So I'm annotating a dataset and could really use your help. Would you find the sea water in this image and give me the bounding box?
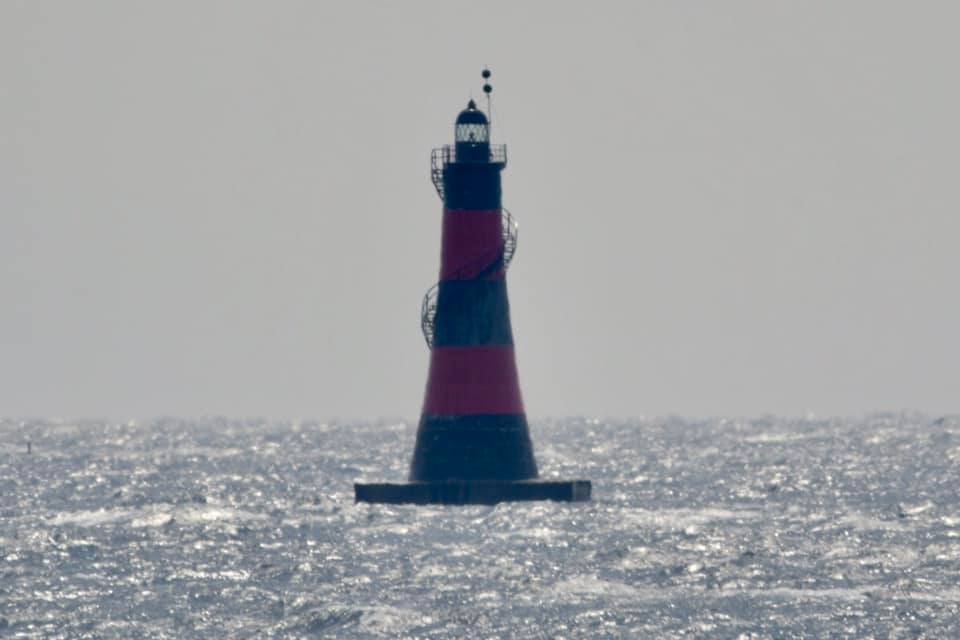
[1,414,959,638]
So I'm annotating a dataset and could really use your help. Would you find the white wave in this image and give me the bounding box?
[547,574,643,600]
[49,504,267,528]
[358,605,433,634]
[619,507,763,530]
[49,508,140,527]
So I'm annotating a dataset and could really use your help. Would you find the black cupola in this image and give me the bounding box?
[455,99,489,140]
[454,100,490,161]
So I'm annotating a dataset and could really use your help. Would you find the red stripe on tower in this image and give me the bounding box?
[423,346,524,414]
[440,209,504,280]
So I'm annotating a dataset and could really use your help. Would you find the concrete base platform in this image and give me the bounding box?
[355,479,591,505]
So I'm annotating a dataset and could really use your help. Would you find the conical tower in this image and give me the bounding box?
[410,97,537,482]
[355,70,590,505]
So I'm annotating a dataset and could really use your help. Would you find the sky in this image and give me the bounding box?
[2,2,958,420]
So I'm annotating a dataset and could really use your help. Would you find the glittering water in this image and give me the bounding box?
[2,414,959,638]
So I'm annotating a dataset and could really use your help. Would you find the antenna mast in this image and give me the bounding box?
[482,67,493,128]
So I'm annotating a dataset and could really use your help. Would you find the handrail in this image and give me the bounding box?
[502,208,518,270]
[430,151,444,200]
[421,284,439,348]
[430,145,508,201]
[432,144,507,167]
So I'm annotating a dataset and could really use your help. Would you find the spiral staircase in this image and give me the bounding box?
[421,200,518,348]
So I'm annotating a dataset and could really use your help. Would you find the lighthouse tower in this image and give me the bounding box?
[355,71,590,504]
[410,96,536,482]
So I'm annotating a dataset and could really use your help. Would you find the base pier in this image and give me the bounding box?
[355,479,591,505]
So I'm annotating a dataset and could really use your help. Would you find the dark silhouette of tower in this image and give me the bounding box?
[355,71,590,505]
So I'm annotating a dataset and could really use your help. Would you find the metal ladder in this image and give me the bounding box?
[430,148,445,201]
[421,283,439,348]
[501,208,517,270]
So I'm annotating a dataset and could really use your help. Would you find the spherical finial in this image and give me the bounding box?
[482,83,492,94]
[482,68,491,79]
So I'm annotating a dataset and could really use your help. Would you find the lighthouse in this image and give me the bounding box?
[355,71,590,505]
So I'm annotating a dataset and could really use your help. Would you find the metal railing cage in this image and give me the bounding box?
[431,144,507,167]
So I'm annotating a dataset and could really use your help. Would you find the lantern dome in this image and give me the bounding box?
[455,100,489,143]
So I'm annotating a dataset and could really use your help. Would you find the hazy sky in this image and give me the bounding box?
[3,2,958,420]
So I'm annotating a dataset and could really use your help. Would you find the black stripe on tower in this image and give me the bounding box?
[443,162,502,210]
[433,280,514,347]
[409,414,538,481]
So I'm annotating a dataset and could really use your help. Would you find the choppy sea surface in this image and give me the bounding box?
[2,415,959,638]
